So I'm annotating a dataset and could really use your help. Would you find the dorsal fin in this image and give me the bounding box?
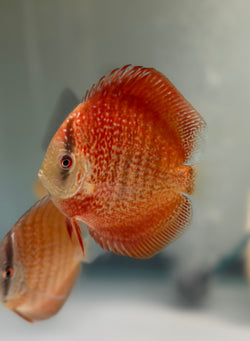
[85,65,206,164]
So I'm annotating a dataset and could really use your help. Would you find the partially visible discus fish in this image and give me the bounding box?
[0,196,83,323]
[39,65,207,259]
[245,190,250,284]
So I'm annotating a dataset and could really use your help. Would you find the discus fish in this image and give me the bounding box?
[0,196,83,322]
[39,65,206,259]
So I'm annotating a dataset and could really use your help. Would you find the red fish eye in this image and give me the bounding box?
[60,155,73,169]
[3,267,14,279]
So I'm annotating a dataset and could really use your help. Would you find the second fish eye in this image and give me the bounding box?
[3,267,14,279]
[60,155,73,170]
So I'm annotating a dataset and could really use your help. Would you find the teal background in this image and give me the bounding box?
[0,0,250,339]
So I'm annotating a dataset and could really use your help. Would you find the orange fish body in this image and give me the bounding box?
[39,66,206,259]
[0,196,83,322]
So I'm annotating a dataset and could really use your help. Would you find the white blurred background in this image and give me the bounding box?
[0,0,250,339]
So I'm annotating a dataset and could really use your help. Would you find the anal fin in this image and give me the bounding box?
[88,194,192,259]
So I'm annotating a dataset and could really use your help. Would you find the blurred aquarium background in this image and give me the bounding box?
[1,0,250,339]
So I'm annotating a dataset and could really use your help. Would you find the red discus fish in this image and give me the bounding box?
[39,65,206,259]
[0,196,83,322]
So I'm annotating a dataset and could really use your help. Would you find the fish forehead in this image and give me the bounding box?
[53,116,76,152]
[0,231,12,266]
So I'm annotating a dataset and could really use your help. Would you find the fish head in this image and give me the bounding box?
[39,113,88,200]
[0,231,26,313]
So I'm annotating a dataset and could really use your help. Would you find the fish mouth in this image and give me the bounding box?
[38,169,45,184]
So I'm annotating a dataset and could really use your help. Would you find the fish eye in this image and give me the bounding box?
[60,155,73,170]
[2,266,14,279]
